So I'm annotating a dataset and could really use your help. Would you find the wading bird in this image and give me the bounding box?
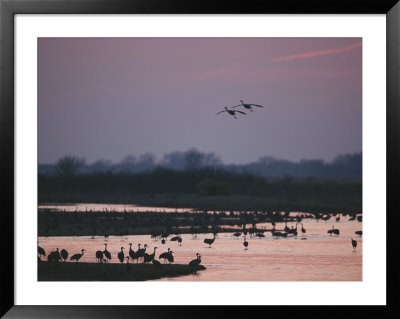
[301,223,306,235]
[103,243,111,262]
[171,235,183,246]
[38,246,46,260]
[189,253,202,273]
[136,244,148,263]
[243,236,249,250]
[217,106,246,119]
[204,233,216,248]
[70,249,85,262]
[159,248,171,264]
[327,225,340,236]
[128,243,135,261]
[60,248,68,262]
[233,232,241,239]
[144,247,157,264]
[166,250,174,264]
[96,250,104,263]
[351,238,357,251]
[118,247,125,263]
[232,99,264,112]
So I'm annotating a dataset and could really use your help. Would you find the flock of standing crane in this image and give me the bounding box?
[38,216,362,276]
[217,99,265,119]
[38,241,203,273]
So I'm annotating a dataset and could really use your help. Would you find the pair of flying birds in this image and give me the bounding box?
[217,100,264,119]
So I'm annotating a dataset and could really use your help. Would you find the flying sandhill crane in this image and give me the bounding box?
[96,250,104,263]
[189,253,202,273]
[217,106,246,119]
[204,233,216,248]
[60,249,68,262]
[103,243,111,263]
[159,248,171,264]
[351,238,357,251]
[144,247,158,264]
[232,99,264,112]
[355,230,362,236]
[243,236,249,250]
[118,247,125,263]
[70,249,85,262]
[38,246,46,260]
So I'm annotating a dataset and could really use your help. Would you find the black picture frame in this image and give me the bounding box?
[1,0,398,317]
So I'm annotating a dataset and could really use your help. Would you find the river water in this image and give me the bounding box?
[38,214,362,281]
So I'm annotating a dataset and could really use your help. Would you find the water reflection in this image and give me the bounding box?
[38,217,362,281]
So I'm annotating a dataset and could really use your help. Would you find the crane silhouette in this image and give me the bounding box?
[38,246,46,260]
[136,244,148,263]
[60,248,68,262]
[96,250,104,263]
[128,243,136,262]
[171,235,183,246]
[327,225,340,236]
[217,106,246,119]
[243,236,249,250]
[204,233,216,248]
[117,247,125,263]
[351,238,357,251]
[159,248,171,264]
[233,232,241,239]
[301,223,306,235]
[70,249,85,262]
[103,243,111,262]
[232,99,264,112]
[166,250,174,264]
[189,253,202,273]
[144,247,157,263]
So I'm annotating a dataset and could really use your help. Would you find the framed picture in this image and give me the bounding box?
[1,0,398,317]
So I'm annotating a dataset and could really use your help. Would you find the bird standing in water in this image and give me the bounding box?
[243,236,249,250]
[351,238,357,251]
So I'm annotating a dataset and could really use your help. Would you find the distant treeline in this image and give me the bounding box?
[39,149,362,178]
[38,166,362,213]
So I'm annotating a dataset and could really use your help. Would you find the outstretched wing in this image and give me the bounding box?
[216,110,226,115]
[231,104,242,108]
[252,104,264,108]
[236,111,246,115]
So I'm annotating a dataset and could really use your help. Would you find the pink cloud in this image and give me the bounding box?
[272,42,362,62]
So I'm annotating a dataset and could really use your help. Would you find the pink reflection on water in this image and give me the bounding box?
[38,216,362,281]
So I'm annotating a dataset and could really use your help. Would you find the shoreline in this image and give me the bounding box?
[38,261,206,281]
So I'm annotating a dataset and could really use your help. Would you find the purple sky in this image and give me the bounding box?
[38,38,362,165]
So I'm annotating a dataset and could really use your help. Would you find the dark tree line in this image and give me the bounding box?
[39,149,362,178]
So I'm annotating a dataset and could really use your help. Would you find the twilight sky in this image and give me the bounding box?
[38,38,362,165]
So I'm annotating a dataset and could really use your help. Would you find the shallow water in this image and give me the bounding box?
[38,216,362,281]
